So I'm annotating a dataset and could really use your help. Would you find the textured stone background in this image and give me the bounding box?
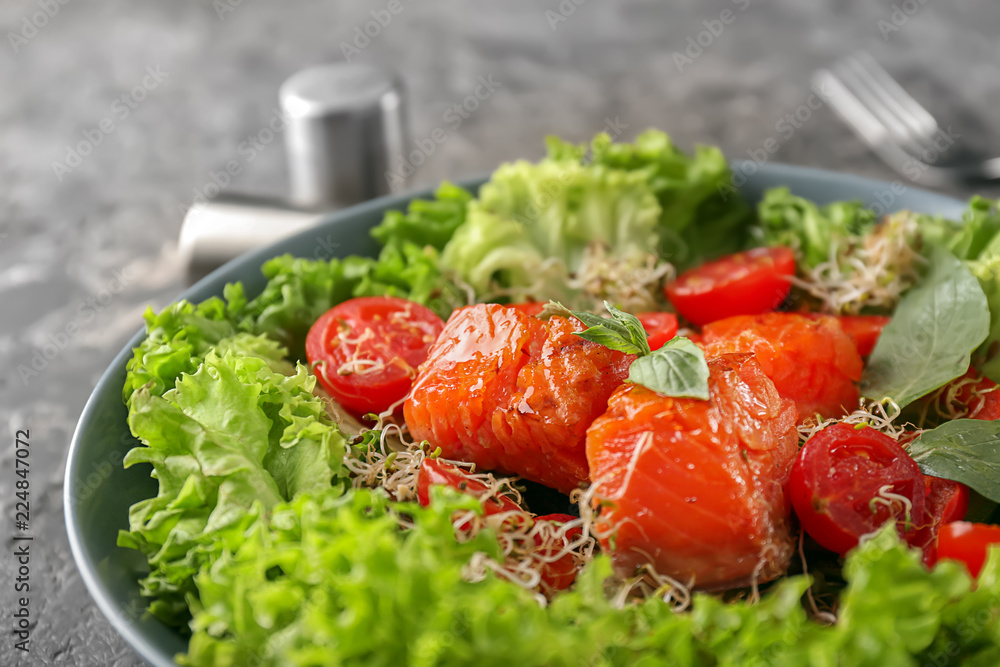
[1,1,999,664]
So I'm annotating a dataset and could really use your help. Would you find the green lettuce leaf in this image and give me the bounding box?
[118,350,348,627]
[970,254,1000,382]
[756,186,877,268]
[921,548,1000,665]
[918,196,1000,262]
[235,254,359,356]
[947,198,1000,381]
[182,488,618,667]
[833,525,974,665]
[441,154,661,306]
[590,129,753,267]
[440,131,748,310]
[238,245,465,359]
[371,181,473,252]
[123,292,287,407]
[177,493,1000,666]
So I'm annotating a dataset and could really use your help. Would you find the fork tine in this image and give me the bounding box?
[830,58,932,158]
[853,52,939,138]
[817,55,990,184]
[812,68,917,170]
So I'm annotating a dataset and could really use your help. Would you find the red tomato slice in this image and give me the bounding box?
[934,522,1000,578]
[928,368,1000,421]
[788,423,926,555]
[910,476,970,564]
[532,513,583,593]
[416,458,522,516]
[508,302,546,316]
[834,315,890,357]
[925,476,970,525]
[954,369,1000,420]
[305,296,444,418]
[636,312,679,351]
[664,247,795,326]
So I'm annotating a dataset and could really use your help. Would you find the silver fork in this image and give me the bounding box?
[813,52,1000,184]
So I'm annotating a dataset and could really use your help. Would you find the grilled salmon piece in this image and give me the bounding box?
[586,353,799,590]
[701,312,862,422]
[404,304,632,493]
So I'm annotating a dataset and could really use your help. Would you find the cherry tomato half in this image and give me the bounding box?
[636,312,679,351]
[532,513,583,593]
[910,476,970,563]
[934,522,1000,578]
[803,313,889,356]
[834,315,890,357]
[508,302,546,316]
[306,296,444,418]
[665,247,795,326]
[788,423,926,555]
[416,458,522,516]
[948,369,1000,420]
[925,476,970,526]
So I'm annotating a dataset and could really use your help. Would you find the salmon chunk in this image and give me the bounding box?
[586,353,799,589]
[404,304,632,493]
[702,313,863,422]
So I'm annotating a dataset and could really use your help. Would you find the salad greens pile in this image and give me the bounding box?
[442,131,750,311]
[117,131,1000,665]
[180,492,1000,667]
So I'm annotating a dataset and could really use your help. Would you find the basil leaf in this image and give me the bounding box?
[628,337,710,400]
[555,301,709,399]
[569,300,651,357]
[908,419,1000,503]
[861,246,990,408]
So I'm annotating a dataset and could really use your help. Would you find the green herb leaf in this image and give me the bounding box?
[628,337,710,400]
[907,419,1000,503]
[563,301,709,399]
[569,300,651,357]
[861,246,990,408]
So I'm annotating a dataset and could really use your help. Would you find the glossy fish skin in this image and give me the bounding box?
[702,313,863,422]
[404,304,632,494]
[586,353,799,590]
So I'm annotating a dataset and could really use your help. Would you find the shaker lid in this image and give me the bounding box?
[280,63,400,118]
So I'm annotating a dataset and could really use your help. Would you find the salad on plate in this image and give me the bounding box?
[118,131,1000,666]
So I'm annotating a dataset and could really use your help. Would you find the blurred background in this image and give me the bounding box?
[2,1,1000,664]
